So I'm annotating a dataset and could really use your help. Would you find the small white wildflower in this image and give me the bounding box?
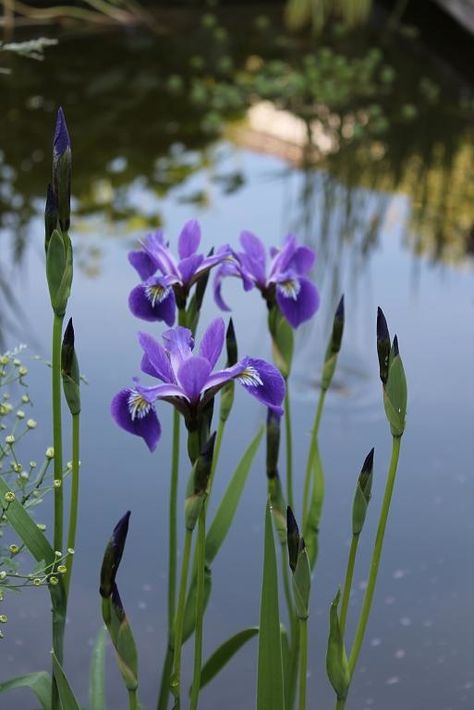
[27,419,37,429]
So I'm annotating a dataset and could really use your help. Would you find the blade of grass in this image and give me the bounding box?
[52,652,81,710]
[0,672,51,709]
[89,627,108,710]
[199,627,259,690]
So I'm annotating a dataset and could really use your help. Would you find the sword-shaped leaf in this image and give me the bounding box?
[199,627,258,690]
[0,672,51,709]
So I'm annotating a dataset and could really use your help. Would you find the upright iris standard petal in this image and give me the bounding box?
[276,276,320,328]
[178,253,204,284]
[128,276,176,325]
[162,326,194,371]
[239,231,267,285]
[138,332,175,382]
[128,250,157,280]
[177,356,213,402]
[111,389,161,452]
[199,318,225,368]
[178,219,201,259]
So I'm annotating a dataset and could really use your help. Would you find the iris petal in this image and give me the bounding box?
[111,389,161,452]
[276,276,319,328]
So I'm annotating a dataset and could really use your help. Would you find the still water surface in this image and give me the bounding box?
[1,22,473,710]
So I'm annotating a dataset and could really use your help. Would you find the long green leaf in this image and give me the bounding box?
[182,566,212,644]
[0,476,55,565]
[257,503,285,710]
[0,671,51,709]
[304,441,325,570]
[52,652,81,710]
[89,626,108,710]
[206,425,263,564]
[199,627,258,690]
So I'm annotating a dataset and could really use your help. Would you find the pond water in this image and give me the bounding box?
[0,15,473,710]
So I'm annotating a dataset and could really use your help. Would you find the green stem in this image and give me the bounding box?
[190,506,206,710]
[287,617,300,710]
[170,529,193,706]
[339,535,359,639]
[335,698,346,710]
[128,689,138,710]
[64,413,80,597]
[168,409,180,630]
[207,416,225,501]
[298,619,308,710]
[281,542,295,626]
[51,313,64,710]
[284,386,294,511]
[52,313,64,557]
[348,436,402,676]
[303,389,326,525]
[157,647,173,710]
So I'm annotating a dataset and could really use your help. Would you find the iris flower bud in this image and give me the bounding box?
[185,432,216,531]
[322,295,344,391]
[326,589,350,701]
[44,183,58,253]
[352,448,374,536]
[383,335,407,438]
[52,107,71,233]
[286,506,311,619]
[376,307,391,386]
[219,318,238,423]
[61,318,81,415]
[100,511,130,599]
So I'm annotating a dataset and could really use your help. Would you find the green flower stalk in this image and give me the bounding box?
[339,448,374,638]
[100,511,139,709]
[61,319,81,598]
[287,507,311,710]
[339,311,407,709]
[303,295,344,561]
[171,434,216,710]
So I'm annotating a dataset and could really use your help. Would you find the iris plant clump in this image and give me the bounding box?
[0,108,408,710]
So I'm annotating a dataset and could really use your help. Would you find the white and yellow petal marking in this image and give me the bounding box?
[145,282,171,307]
[238,366,263,387]
[128,390,152,420]
[277,278,301,300]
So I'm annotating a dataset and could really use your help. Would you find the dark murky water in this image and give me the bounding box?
[0,16,473,710]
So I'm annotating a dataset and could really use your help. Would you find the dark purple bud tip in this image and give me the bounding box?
[330,295,345,353]
[201,431,217,465]
[287,505,300,573]
[392,335,399,357]
[358,448,374,501]
[377,307,390,343]
[53,107,71,157]
[111,583,125,620]
[226,318,238,365]
[362,447,374,474]
[61,318,75,376]
[112,510,131,554]
[335,294,344,321]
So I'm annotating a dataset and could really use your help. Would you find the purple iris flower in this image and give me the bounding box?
[128,220,230,326]
[214,231,320,328]
[111,318,285,451]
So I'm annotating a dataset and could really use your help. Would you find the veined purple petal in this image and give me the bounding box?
[213,261,242,312]
[276,276,319,328]
[177,356,212,402]
[239,231,267,286]
[238,357,285,413]
[178,253,204,285]
[138,332,174,383]
[128,250,158,280]
[289,245,316,275]
[268,234,298,279]
[178,219,201,259]
[136,381,187,401]
[199,318,225,368]
[162,326,194,375]
[111,389,161,452]
[142,237,180,279]
[129,280,176,326]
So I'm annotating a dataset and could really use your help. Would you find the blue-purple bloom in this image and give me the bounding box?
[128,220,230,326]
[111,318,285,451]
[214,231,320,328]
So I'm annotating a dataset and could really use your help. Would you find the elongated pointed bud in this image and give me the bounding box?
[44,183,58,253]
[266,408,280,480]
[61,318,81,415]
[287,505,300,573]
[100,511,131,599]
[321,295,345,391]
[219,318,238,423]
[100,512,138,693]
[185,432,216,531]
[286,506,311,619]
[46,228,73,317]
[383,335,407,437]
[326,589,350,701]
[352,448,374,535]
[377,307,391,385]
[52,107,71,232]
